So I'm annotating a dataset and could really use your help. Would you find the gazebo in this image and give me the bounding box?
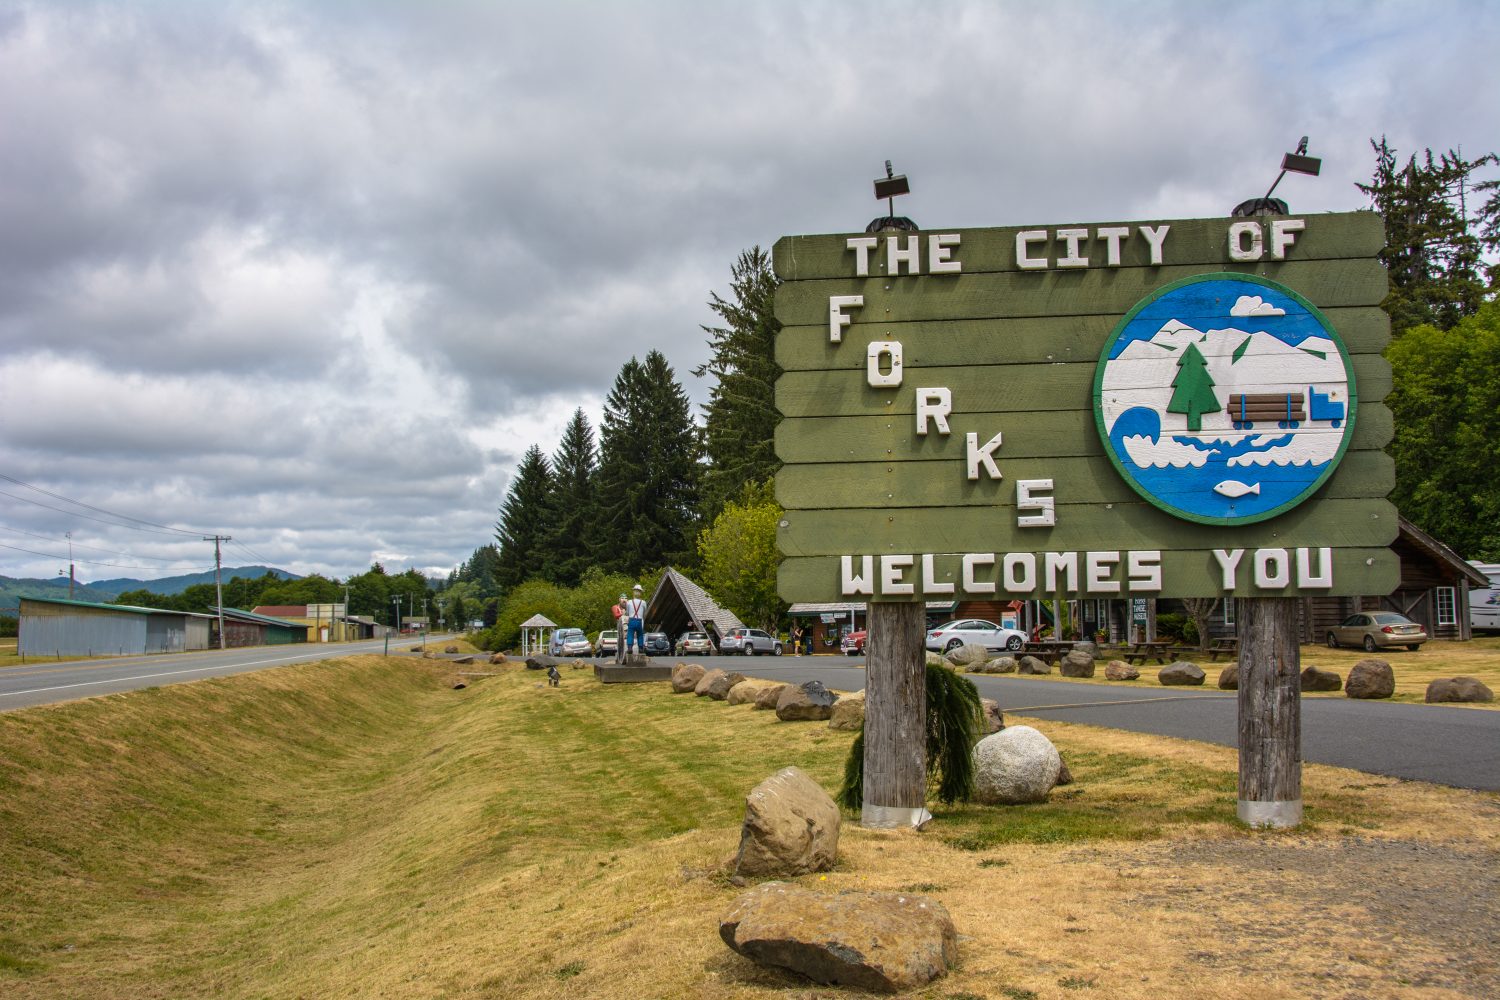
[518,613,557,657]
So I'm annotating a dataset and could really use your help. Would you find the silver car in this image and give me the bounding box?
[925,619,1027,653]
[719,627,783,656]
[550,628,593,657]
[1326,612,1428,651]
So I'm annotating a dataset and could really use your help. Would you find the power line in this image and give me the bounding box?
[0,474,207,537]
[0,523,191,563]
[0,487,204,537]
[228,538,278,566]
[0,539,212,573]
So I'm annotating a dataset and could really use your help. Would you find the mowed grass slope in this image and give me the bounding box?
[2,655,1496,998]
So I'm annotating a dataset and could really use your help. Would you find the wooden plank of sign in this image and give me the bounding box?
[775,403,1393,465]
[777,498,1398,557]
[776,547,1402,601]
[772,212,1385,281]
[776,450,1392,512]
[776,307,1389,373]
[774,258,1387,328]
[775,354,1391,418]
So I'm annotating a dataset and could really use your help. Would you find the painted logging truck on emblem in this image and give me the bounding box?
[1095,273,1355,526]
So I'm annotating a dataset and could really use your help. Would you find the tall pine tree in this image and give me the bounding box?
[693,247,782,520]
[596,351,701,575]
[1357,138,1496,334]
[543,408,599,587]
[494,445,553,593]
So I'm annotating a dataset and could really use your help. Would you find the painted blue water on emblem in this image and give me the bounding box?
[1096,276,1355,524]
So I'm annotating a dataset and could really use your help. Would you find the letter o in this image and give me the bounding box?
[867,341,903,387]
[1253,548,1290,588]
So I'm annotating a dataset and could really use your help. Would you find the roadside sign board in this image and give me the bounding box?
[773,212,1396,603]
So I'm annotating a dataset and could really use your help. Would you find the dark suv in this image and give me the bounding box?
[642,631,672,655]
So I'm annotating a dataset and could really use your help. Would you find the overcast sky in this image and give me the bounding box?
[1,0,1496,584]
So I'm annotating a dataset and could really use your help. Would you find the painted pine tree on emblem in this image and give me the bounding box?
[1166,341,1222,431]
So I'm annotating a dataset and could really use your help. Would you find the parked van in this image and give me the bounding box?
[1470,562,1500,633]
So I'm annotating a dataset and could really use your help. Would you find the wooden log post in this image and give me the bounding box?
[861,601,930,828]
[1237,596,1302,828]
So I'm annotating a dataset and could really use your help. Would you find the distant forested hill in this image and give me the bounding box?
[85,566,300,598]
[0,576,113,608]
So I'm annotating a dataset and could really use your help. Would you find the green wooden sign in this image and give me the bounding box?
[773,212,1397,602]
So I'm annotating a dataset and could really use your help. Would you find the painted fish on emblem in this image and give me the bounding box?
[1213,480,1262,499]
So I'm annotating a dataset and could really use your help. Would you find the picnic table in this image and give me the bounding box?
[1122,640,1173,665]
[1022,640,1073,664]
[1208,637,1239,661]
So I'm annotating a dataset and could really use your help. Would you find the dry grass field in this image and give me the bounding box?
[1,654,1496,999]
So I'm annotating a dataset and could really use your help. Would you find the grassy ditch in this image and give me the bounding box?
[1,656,1496,998]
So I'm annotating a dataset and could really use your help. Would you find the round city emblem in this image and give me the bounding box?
[1093,272,1357,526]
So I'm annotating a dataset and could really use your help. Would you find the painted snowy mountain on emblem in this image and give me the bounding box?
[1093,274,1357,526]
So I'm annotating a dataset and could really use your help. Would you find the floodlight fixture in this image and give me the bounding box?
[1234,137,1322,216]
[873,159,910,210]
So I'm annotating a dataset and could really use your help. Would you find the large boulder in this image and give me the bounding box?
[727,680,770,705]
[1300,665,1343,692]
[776,681,838,721]
[972,725,1062,805]
[671,662,706,693]
[1059,649,1096,678]
[1158,661,1205,686]
[829,690,866,731]
[1426,677,1495,704]
[1105,660,1139,681]
[753,683,790,710]
[524,655,554,671]
[701,670,747,701]
[980,697,1004,734]
[734,767,840,878]
[986,656,1018,675]
[720,883,958,992]
[488,652,507,665]
[694,668,729,696]
[1345,659,1395,699]
[1017,655,1051,675]
[1073,640,1098,658]
[944,642,990,667]
[1218,663,1239,690]
[924,653,947,669]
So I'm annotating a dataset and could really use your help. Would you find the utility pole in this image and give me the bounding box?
[204,534,231,650]
[66,531,74,599]
[392,594,403,636]
[343,583,351,642]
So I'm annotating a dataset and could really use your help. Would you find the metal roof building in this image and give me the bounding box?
[18,597,214,657]
[218,607,310,647]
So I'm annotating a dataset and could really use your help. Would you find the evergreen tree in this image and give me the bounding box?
[1166,342,1220,431]
[693,247,783,521]
[1357,138,1497,334]
[494,445,554,592]
[595,351,701,574]
[543,408,599,587]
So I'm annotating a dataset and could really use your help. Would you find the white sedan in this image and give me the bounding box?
[925,619,1027,654]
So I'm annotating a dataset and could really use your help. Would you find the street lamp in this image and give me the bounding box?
[1233,136,1321,217]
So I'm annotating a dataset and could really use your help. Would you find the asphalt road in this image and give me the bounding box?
[701,653,1500,793]
[0,635,443,712]
[5,645,1496,793]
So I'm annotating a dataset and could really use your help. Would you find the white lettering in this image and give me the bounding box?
[1086,551,1121,593]
[1056,228,1089,268]
[887,235,920,275]
[1127,550,1162,591]
[1254,548,1291,588]
[915,388,952,435]
[828,295,862,343]
[1228,220,1263,261]
[922,553,955,594]
[928,233,962,273]
[962,553,996,593]
[1139,224,1170,265]
[1097,226,1130,266]
[867,341,903,388]
[1213,548,1244,590]
[1271,218,1305,259]
[1016,229,1049,269]
[1016,479,1055,527]
[1296,546,1333,587]
[841,555,874,596]
[1044,551,1078,592]
[966,430,1003,480]
[846,236,878,276]
[881,554,915,595]
[1002,552,1036,591]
